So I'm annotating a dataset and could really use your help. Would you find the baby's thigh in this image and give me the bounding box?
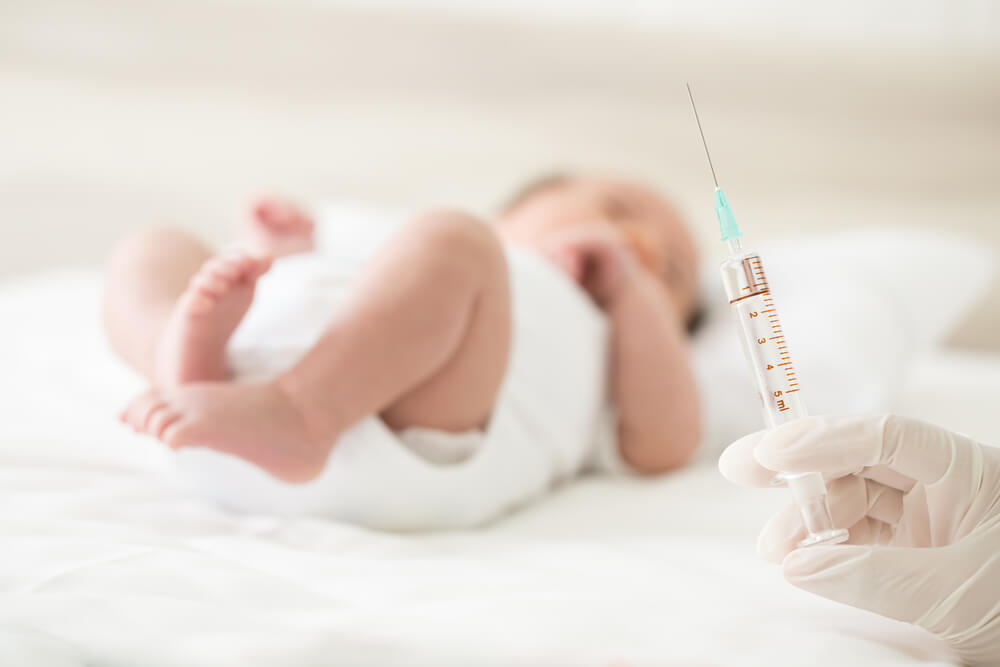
[379,211,513,432]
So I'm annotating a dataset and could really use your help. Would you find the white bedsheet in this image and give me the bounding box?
[3,270,998,666]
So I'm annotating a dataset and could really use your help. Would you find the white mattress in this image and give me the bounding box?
[3,269,998,666]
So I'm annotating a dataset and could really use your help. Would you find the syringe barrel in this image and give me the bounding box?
[720,250,805,429]
[721,248,849,548]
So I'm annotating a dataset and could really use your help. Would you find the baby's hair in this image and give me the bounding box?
[684,303,705,336]
[500,171,705,336]
[499,172,576,215]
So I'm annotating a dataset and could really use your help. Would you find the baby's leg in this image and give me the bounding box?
[122,211,512,483]
[287,210,513,435]
[103,227,271,385]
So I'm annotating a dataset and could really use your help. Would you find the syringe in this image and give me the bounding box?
[687,84,849,548]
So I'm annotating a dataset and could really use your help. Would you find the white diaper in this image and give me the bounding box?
[174,226,616,530]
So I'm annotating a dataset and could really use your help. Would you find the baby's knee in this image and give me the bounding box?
[107,225,198,268]
[402,209,507,279]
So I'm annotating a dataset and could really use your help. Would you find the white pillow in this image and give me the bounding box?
[692,227,996,454]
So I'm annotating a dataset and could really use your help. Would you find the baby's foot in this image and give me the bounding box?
[242,196,316,257]
[155,252,272,386]
[121,382,333,483]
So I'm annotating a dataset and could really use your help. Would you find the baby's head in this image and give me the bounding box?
[497,173,701,331]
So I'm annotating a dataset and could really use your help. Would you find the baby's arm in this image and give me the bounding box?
[540,225,701,473]
[607,269,700,473]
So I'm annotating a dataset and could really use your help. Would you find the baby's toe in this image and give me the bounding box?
[181,290,215,316]
[231,252,256,276]
[161,417,197,450]
[245,254,273,279]
[254,197,313,230]
[225,251,271,283]
[142,401,172,432]
[252,198,290,227]
[252,198,274,222]
[205,256,242,282]
[191,270,230,298]
[122,391,162,432]
[148,408,183,440]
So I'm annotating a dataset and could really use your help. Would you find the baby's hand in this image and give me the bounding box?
[540,223,639,309]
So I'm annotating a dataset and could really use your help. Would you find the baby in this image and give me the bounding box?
[105,174,701,524]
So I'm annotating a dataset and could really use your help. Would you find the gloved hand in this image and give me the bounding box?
[719,414,1000,665]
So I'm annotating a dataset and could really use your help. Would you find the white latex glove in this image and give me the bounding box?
[719,414,1000,665]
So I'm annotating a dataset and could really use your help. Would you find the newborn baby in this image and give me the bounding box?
[105,174,701,525]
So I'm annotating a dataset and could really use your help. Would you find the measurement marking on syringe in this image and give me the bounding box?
[728,291,769,304]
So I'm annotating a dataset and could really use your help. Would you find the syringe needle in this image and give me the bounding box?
[686,83,719,188]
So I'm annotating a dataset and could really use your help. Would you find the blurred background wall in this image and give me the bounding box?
[274,0,1000,51]
[1,0,998,348]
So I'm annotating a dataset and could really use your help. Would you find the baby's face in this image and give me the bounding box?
[498,177,699,322]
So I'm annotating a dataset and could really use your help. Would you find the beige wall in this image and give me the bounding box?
[255,0,1000,53]
[1,0,998,348]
